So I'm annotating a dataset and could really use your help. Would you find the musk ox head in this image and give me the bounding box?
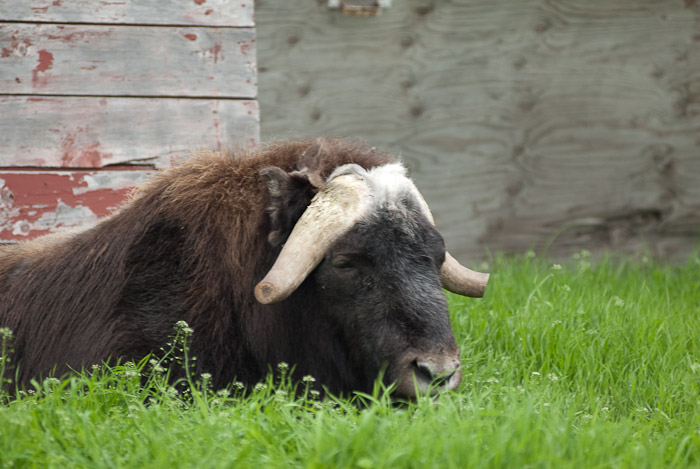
[256,161,488,398]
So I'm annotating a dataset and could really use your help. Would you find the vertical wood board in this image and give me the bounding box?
[256,0,700,261]
[0,0,254,27]
[0,97,260,168]
[0,24,257,97]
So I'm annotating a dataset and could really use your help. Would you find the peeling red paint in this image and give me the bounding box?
[79,144,113,167]
[238,40,251,56]
[32,49,54,87]
[0,170,150,241]
[184,33,198,41]
[1,38,33,58]
[204,9,213,15]
[242,101,258,116]
[36,50,54,72]
[194,0,206,4]
[53,0,62,5]
[210,43,223,63]
[59,131,113,167]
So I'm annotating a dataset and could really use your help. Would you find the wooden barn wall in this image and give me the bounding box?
[0,1,258,241]
[256,0,700,262]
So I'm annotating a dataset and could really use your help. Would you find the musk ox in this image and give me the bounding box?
[0,138,488,398]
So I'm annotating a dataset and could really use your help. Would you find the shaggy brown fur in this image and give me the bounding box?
[0,138,395,389]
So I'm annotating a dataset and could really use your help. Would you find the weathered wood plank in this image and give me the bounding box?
[0,169,153,240]
[0,0,254,27]
[0,24,257,97]
[257,0,700,261]
[0,96,260,168]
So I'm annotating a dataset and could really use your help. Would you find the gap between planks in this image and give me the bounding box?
[0,19,255,29]
[0,94,258,100]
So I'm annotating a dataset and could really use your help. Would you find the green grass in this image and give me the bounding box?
[2,251,700,468]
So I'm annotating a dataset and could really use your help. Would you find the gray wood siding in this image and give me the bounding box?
[0,97,259,168]
[1,24,256,97]
[256,0,700,261]
[0,0,254,26]
[0,1,257,241]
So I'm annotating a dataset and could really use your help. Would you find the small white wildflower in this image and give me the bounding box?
[276,390,288,398]
[531,371,541,377]
[602,406,610,412]
[254,382,267,392]
[201,373,212,381]
[149,359,165,374]
[486,377,500,384]
[43,377,60,387]
[91,364,101,373]
[174,320,194,335]
[562,284,571,292]
[309,390,320,400]
[543,403,550,407]
[302,375,316,384]
[0,327,13,339]
[580,249,591,258]
[547,373,559,382]
[217,389,230,398]
[552,319,562,327]
[551,264,562,271]
[525,250,536,259]
[277,362,289,372]
[233,381,245,390]
[612,296,625,307]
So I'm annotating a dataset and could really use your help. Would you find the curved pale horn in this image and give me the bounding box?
[409,184,489,298]
[441,253,489,298]
[255,171,372,304]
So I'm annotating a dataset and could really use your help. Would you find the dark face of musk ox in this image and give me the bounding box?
[313,205,462,398]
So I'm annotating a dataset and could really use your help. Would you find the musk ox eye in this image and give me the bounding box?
[331,254,360,270]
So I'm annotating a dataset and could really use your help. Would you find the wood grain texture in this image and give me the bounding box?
[0,96,260,168]
[0,24,256,97]
[0,0,254,27]
[0,169,153,240]
[256,0,700,261]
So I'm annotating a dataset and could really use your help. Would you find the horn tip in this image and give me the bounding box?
[475,272,490,297]
[255,281,279,304]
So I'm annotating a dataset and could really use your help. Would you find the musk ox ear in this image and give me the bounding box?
[260,166,317,247]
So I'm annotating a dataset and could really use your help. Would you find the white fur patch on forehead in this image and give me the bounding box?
[326,162,426,214]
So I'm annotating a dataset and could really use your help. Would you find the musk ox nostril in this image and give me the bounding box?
[413,359,460,387]
[414,360,435,382]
